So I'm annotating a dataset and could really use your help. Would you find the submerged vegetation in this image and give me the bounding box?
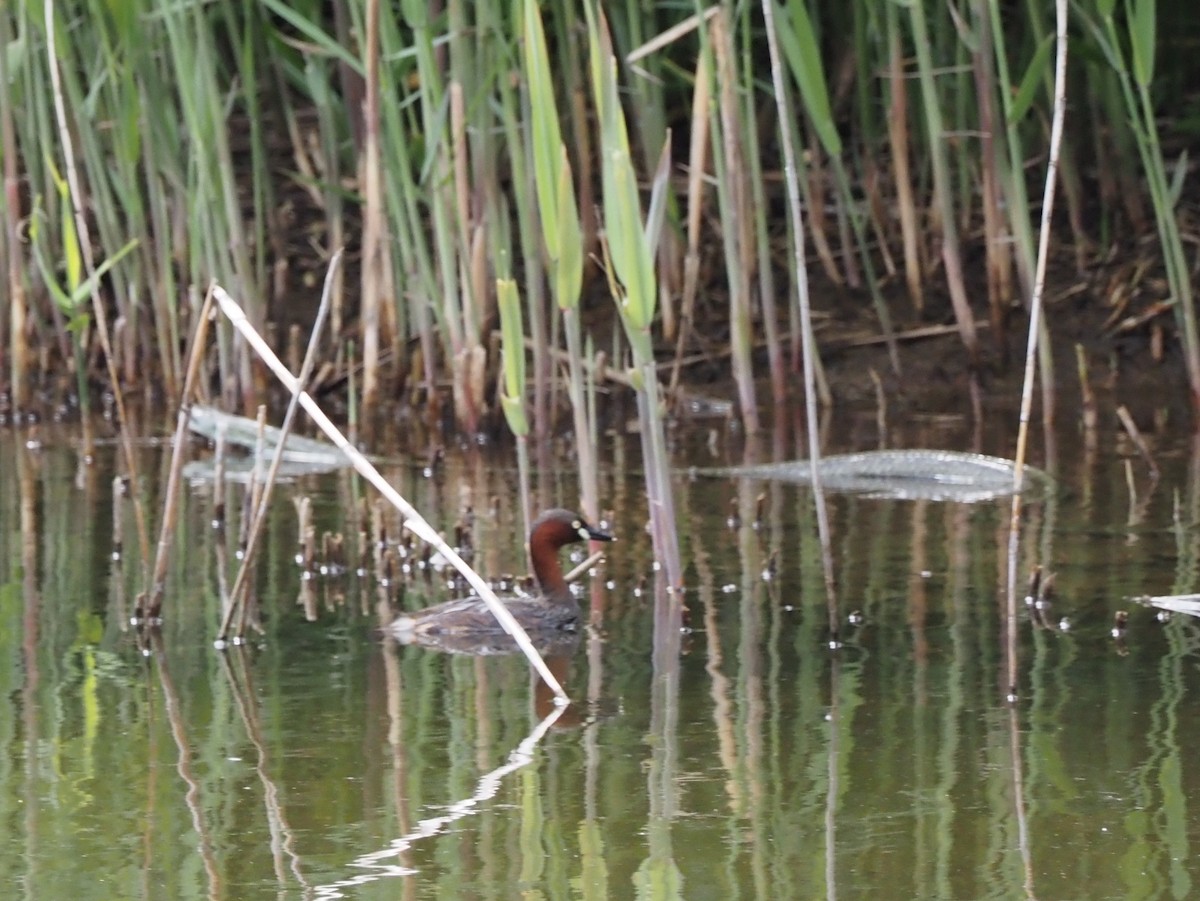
[1,0,1198,435]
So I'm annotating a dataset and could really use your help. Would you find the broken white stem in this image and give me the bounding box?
[210,283,569,704]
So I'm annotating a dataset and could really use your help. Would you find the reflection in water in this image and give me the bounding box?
[312,698,568,898]
[3,427,1200,898]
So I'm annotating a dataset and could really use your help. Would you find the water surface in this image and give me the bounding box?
[2,419,1199,899]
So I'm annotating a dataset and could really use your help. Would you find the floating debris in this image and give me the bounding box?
[184,404,352,482]
[1133,593,1200,618]
[702,449,1050,503]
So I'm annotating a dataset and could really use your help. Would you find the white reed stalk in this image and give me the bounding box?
[1006,0,1068,699]
[210,283,569,704]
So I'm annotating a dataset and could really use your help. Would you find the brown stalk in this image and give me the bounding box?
[145,286,217,619]
[834,185,861,289]
[112,476,126,560]
[1116,405,1159,480]
[669,50,711,396]
[748,132,787,409]
[295,495,315,575]
[1075,344,1098,434]
[360,0,387,414]
[228,406,268,635]
[0,11,27,410]
[805,151,842,286]
[906,1,978,362]
[862,160,899,279]
[712,10,759,434]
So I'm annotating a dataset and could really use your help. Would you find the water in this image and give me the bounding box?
[2,420,1199,899]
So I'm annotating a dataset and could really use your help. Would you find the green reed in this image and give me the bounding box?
[497,275,533,541]
[1080,0,1200,412]
[4,0,1200,442]
[523,0,599,521]
[905,0,980,365]
[585,1,683,589]
[775,0,900,376]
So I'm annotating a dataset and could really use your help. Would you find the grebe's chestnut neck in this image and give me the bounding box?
[527,508,614,601]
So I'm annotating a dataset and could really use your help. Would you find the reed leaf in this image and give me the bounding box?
[591,48,655,331]
[774,3,899,372]
[555,150,584,307]
[778,0,842,157]
[1130,0,1156,87]
[523,0,565,261]
[1009,34,1054,126]
[497,277,529,437]
[260,0,363,75]
[46,157,82,297]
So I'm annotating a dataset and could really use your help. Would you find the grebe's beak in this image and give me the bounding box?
[577,520,615,542]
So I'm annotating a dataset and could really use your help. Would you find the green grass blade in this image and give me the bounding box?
[1129,0,1156,87]
[523,0,563,258]
[554,149,583,307]
[778,0,842,156]
[259,0,364,75]
[1008,34,1054,125]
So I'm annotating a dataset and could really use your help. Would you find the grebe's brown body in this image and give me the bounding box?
[390,509,614,655]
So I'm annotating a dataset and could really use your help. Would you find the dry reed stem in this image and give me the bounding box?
[360,0,386,413]
[229,407,268,634]
[625,7,720,64]
[0,12,26,411]
[712,10,759,434]
[671,51,711,394]
[564,550,607,585]
[146,285,217,619]
[1075,344,1098,433]
[296,496,315,574]
[219,250,344,640]
[1006,0,1069,701]
[209,282,570,703]
[1123,459,1140,525]
[1116,405,1159,478]
[760,0,838,631]
[907,0,978,362]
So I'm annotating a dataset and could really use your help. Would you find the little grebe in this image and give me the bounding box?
[390,508,614,654]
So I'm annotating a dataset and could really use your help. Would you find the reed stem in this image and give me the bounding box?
[146,286,216,619]
[1006,0,1068,701]
[761,0,837,625]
